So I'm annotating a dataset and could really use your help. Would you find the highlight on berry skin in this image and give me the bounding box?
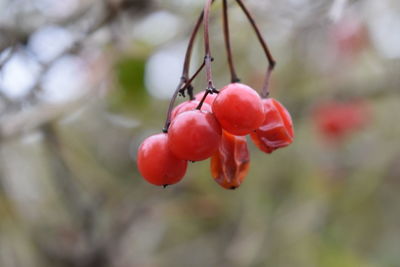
[136,0,295,188]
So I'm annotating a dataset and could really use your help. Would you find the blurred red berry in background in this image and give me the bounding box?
[331,16,369,59]
[313,99,371,143]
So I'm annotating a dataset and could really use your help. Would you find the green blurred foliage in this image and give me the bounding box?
[110,56,149,111]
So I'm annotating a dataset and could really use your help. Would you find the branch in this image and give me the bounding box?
[235,0,276,97]
[222,0,240,83]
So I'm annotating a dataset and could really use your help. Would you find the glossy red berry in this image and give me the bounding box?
[195,91,217,106]
[250,98,294,153]
[211,131,250,190]
[168,110,222,161]
[171,100,211,120]
[212,83,265,136]
[313,100,370,142]
[137,133,187,186]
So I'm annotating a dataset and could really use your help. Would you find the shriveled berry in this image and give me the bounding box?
[211,131,250,190]
[137,133,187,186]
[250,98,294,153]
[171,100,211,120]
[212,83,264,136]
[168,110,222,161]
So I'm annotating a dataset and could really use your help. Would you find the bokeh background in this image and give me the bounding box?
[1,0,400,266]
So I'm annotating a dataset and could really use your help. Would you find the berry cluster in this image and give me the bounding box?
[137,0,294,189]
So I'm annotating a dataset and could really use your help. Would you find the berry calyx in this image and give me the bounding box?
[168,110,222,161]
[137,133,187,186]
[212,83,265,136]
[250,98,294,153]
[211,131,250,190]
[171,100,212,120]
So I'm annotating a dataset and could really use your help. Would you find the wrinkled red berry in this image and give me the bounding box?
[250,98,294,153]
[213,83,265,136]
[137,133,187,186]
[168,110,222,161]
[211,131,250,190]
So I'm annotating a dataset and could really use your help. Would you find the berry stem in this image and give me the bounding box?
[179,61,206,98]
[165,62,205,131]
[235,0,276,98]
[182,11,206,80]
[196,90,210,110]
[222,0,240,83]
[204,0,215,92]
[196,0,218,111]
[163,2,215,133]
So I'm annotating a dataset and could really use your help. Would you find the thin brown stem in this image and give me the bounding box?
[182,11,205,79]
[196,90,210,110]
[163,79,185,133]
[262,67,273,98]
[204,0,215,91]
[235,0,276,98]
[163,61,206,132]
[222,0,240,83]
[179,61,206,96]
[163,14,204,132]
[196,0,218,111]
[163,2,215,132]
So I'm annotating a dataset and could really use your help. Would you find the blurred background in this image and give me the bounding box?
[0,0,400,266]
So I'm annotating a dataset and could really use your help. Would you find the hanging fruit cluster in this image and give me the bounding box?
[137,0,294,190]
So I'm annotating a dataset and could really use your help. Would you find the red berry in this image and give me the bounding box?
[137,133,187,186]
[212,83,265,136]
[171,100,211,120]
[331,16,368,58]
[168,110,222,161]
[250,98,294,153]
[195,91,217,106]
[211,131,250,190]
[313,100,370,142]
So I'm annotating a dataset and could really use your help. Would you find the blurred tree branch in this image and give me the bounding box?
[0,0,153,54]
[35,122,162,267]
[0,0,154,139]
